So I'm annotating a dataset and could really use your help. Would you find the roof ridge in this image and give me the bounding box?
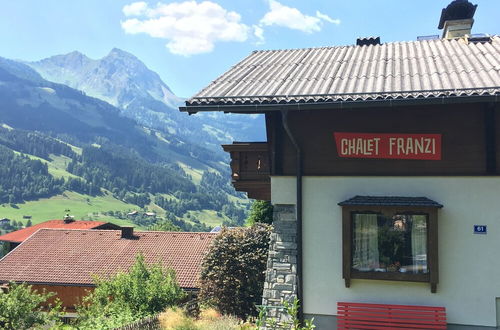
[249,36,500,54]
[33,228,216,235]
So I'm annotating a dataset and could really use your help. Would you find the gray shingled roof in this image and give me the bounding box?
[338,196,443,208]
[183,37,500,112]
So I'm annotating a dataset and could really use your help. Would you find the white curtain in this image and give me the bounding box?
[353,214,379,271]
[411,215,427,273]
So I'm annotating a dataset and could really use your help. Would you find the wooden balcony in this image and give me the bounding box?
[221,142,271,201]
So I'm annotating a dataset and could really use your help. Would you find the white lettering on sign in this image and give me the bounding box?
[388,137,436,156]
[334,133,442,160]
[340,138,380,156]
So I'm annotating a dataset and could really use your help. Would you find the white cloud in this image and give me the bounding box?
[260,0,320,33]
[253,25,265,45]
[259,0,340,34]
[123,2,148,17]
[316,10,341,25]
[121,1,249,56]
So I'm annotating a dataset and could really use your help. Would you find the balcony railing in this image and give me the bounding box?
[221,142,270,201]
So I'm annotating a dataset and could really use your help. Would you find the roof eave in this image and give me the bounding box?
[0,239,22,243]
[180,93,500,114]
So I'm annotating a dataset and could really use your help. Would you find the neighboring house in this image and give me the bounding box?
[0,219,120,252]
[180,1,500,328]
[210,225,223,233]
[210,226,237,233]
[0,228,216,311]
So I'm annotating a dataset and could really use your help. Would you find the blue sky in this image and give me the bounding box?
[1,0,499,98]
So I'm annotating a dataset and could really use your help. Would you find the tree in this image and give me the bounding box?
[148,220,181,232]
[76,253,185,329]
[25,219,32,227]
[246,200,274,225]
[199,224,272,320]
[0,282,62,330]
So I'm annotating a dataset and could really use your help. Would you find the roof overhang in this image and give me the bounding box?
[180,91,500,114]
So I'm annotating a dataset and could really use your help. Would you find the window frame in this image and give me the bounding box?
[342,205,439,293]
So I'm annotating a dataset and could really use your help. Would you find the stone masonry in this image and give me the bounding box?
[262,204,298,324]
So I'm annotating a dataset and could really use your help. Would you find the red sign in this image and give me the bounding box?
[334,133,442,160]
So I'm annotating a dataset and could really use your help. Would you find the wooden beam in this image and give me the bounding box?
[484,103,497,174]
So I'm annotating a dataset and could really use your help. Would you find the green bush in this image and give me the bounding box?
[246,200,273,225]
[199,224,272,320]
[76,253,185,329]
[0,282,62,330]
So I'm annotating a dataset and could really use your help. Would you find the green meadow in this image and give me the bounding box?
[0,191,140,228]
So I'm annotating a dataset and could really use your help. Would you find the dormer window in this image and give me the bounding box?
[339,196,443,293]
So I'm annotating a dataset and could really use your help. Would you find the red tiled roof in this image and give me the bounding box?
[0,220,110,243]
[0,229,216,289]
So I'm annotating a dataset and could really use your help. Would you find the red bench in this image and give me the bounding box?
[337,302,447,329]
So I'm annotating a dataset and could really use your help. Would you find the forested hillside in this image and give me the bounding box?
[0,57,249,231]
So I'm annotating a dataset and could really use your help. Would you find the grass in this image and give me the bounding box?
[178,162,204,185]
[182,210,230,228]
[55,139,82,155]
[0,191,140,228]
[227,194,251,206]
[46,154,80,179]
[15,152,80,180]
[159,308,252,330]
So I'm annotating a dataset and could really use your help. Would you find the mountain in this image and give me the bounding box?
[27,49,266,150]
[0,57,248,230]
[27,48,183,111]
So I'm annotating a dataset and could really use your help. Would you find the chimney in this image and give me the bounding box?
[121,226,134,239]
[356,37,380,46]
[63,213,75,224]
[438,0,477,39]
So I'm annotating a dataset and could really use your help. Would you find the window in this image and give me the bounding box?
[339,196,442,293]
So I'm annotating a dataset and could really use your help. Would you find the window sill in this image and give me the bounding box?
[351,271,430,283]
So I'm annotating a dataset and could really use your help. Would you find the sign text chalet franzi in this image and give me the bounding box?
[334,133,442,160]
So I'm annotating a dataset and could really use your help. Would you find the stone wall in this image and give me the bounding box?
[262,204,298,323]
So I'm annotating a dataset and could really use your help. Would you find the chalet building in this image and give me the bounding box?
[0,227,215,311]
[0,218,119,252]
[181,1,500,328]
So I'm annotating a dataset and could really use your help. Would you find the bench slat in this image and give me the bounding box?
[338,311,446,321]
[338,302,445,311]
[338,316,447,325]
[338,310,446,319]
[337,302,446,330]
[338,321,446,330]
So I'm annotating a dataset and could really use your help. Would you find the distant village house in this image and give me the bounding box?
[0,219,119,252]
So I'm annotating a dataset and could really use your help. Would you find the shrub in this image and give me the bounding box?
[0,282,62,330]
[246,200,273,225]
[199,224,272,320]
[77,253,185,328]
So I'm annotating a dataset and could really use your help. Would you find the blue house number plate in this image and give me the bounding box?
[474,225,487,234]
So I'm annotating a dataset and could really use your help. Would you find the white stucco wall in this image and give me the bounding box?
[271,176,500,327]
